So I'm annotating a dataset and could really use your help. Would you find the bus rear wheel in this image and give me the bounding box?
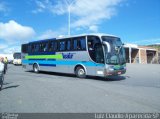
[33,64,39,73]
[75,66,86,78]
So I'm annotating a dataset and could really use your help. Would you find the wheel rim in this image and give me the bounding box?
[78,69,85,76]
[34,65,38,72]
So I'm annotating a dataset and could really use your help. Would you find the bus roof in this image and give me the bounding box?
[26,33,119,44]
[13,52,21,54]
[56,33,119,40]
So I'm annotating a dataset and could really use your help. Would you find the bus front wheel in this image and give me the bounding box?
[75,66,86,78]
[33,64,39,73]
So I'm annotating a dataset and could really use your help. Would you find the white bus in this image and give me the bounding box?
[21,34,126,78]
[13,52,22,65]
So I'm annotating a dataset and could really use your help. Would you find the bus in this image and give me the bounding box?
[21,34,126,78]
[13,52,22,65]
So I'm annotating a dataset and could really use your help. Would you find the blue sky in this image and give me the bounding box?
[0,0,160,53]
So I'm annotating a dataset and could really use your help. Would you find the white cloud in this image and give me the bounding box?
[0,44,21,54]
[33,0,124,31]
[0,20,35,44]
[89,25,98,32]
[38,29,57,39]
[3,46,21,54]
[0,44,7,50]
[38,29,66,39]
[32,0,47,13]
[71,0,121,27]
[33,0,67,15]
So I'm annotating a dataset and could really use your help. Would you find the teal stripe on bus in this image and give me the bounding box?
[22,59,104,67]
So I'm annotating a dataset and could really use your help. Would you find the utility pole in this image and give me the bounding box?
[64,0,75,36]
[68,6,71,36]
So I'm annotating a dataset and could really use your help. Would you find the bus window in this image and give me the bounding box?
[87,36,100,50]
[35,44,39,52]
[22,44,28,53]
[73,39,78,50]
[28,44,31,52]
[79,37,86,50]
[66,39,71,51]
[72,37,86,51]
[87,36,101,63]
[53,41,58,51]
[45,43,48,52]
[94,43,104,63]
[41,42,48,52]
[39,43,42,52]
[48,41,52,52]
[59,41,65,51]
[48,41,57,52]
[31,44,34,52]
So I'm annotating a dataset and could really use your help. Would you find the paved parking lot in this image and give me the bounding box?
[0,64,160,112]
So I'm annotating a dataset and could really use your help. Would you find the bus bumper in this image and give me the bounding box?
[104,65,126,76]
[105,69,126,76]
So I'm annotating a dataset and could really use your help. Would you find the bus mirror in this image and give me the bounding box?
[102,41,111,53]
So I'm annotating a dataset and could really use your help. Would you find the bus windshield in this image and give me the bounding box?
[13,53,21,59]
[102,36,126,65]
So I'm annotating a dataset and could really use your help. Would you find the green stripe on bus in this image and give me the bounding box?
[25,54,63,59]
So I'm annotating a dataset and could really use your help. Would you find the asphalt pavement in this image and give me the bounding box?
[0,64,160,112]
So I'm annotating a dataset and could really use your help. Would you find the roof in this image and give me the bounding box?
[26,33,120,44]
[56,33,119,39]
[124,43,138,48]
[138,46,157,51]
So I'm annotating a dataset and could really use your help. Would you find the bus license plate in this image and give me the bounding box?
[118,72,121,75]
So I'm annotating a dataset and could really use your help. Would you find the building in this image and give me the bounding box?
[124,44,159,64]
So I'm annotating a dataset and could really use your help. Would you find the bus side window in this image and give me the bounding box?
[48,41,52,52]
[77,39,81,50]
[35,44,39,52]
[43,42,48,52]
[48,41,57,52]
[73,39,78,50]
[42,43,45,52]
[54,41,58,51]
[28,45,32,53]
[31,44,34,52]
[66,39,71,51]
[94,43,104,63]
[59,40,65,51]
[79,37,86,50]
[88,41,94,51]
[39,43,43,52]
[88,36,100,50]
[22,44,28,53]
[87,36,101,63]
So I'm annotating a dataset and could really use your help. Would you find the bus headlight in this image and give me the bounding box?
[108,67,114,71]
[108,66,114,71]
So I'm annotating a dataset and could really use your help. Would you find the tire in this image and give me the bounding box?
[33,64,39,73]
[75,66,86,78]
